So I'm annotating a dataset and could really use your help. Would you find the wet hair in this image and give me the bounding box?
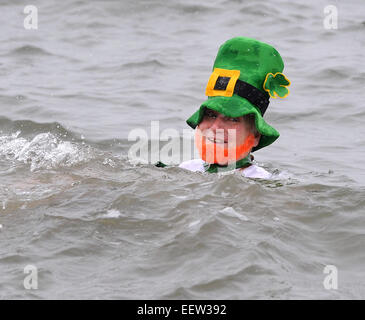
[243,114,260,137]
[201,108,260,137]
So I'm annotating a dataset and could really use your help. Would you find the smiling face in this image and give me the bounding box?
[197,109,261,151]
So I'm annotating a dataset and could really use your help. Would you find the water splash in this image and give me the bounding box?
[0,131,94,171]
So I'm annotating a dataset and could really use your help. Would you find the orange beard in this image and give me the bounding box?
[195,128,255,165]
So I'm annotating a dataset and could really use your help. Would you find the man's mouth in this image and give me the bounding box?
[206,137,228,144]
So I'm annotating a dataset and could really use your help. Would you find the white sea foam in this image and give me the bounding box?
[219,207,249,221]
[188,219,201,228]
[102,209,121,218]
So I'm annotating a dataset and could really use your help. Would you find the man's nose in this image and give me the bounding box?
[209,117,225,132]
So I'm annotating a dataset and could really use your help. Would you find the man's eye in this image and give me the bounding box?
[227,117,239,122]
[206,112,216,118]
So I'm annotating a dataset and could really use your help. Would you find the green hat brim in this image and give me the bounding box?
[186,95,279,152]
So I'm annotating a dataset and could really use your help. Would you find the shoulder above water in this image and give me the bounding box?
[239,164,272,179]
[179,159,272,179]
[178,159,205,173]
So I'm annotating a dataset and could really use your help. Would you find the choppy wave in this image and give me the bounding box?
[1,126,364,299]
[9,45,53,57]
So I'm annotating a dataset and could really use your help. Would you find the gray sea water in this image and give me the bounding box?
[1,0,365,299]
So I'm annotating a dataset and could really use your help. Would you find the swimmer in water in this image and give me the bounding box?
[179,36,290,178]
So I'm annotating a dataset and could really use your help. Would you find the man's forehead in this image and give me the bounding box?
[205,109,221,115]
[205,108,241,118]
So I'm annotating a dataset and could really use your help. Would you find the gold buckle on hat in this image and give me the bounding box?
[205,68,241,97]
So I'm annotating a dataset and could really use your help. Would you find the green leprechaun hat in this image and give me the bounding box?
[186,36,290,152]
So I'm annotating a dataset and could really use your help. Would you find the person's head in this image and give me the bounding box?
[197,108,260,148]
[195,108,261,165]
